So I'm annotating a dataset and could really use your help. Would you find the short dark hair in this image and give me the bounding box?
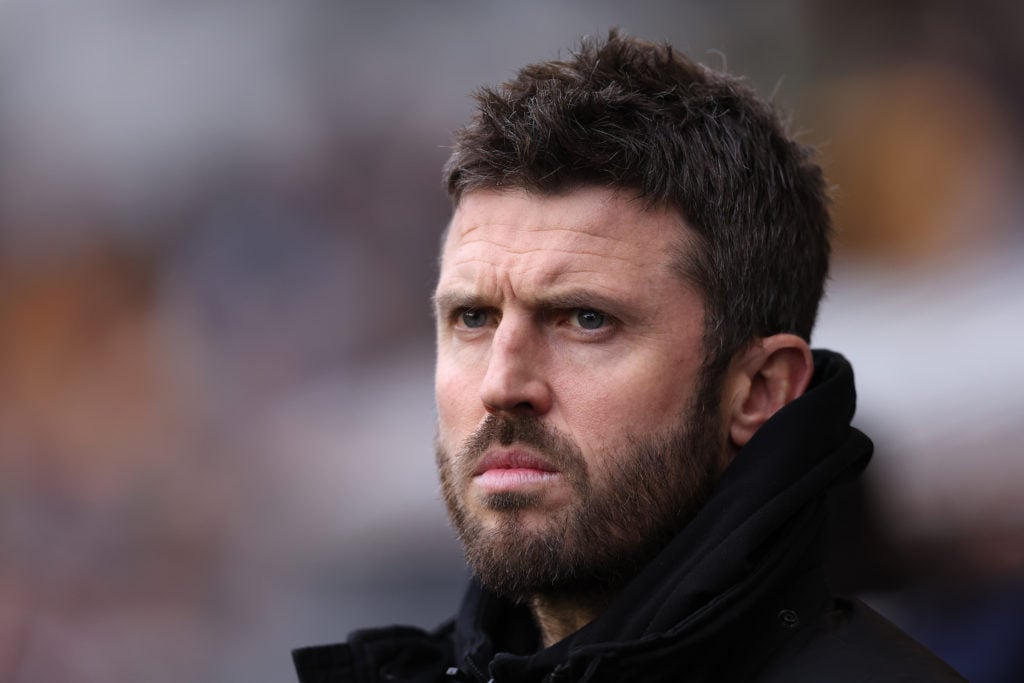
[443,30,832,371]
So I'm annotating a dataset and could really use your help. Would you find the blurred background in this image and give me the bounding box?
[0,1,1021,681]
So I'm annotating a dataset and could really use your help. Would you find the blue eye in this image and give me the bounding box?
[460,309,487,328]
[574,310,605,330]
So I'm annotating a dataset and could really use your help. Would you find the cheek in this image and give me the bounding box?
[435,358,481,442]
[556,354,699,447]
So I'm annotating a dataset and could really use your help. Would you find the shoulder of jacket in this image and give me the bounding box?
[754,598,967,682]
[293,622,456,683]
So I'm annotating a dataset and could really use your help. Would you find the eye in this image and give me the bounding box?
[459,309,488,329]
[573,309,606,330]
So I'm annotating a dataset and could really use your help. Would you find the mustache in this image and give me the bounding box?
[458,414,587,478]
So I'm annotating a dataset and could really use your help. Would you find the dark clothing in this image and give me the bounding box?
[294,351,965,682]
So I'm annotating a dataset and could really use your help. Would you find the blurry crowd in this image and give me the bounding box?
[0,1,1021,681]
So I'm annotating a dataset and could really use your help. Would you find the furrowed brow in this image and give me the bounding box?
[432,288,633,322]
[534,290,625,315]
[432,290,486,319]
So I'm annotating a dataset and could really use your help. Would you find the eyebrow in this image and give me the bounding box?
[431,290,480,319]
[432,288,631,321]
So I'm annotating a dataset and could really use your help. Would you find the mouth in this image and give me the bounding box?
[471,448,561,491]
[473,449,558,475]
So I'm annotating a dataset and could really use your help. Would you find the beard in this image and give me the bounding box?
[436,373,726,603]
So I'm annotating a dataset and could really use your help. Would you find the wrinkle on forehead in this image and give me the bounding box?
[450,186,661,237]
[448,241,643,267]
[445,250,652,299]
[448,193,681,255]
[456,221,638,247]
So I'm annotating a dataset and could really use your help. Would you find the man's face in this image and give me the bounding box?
[434,187,726,600]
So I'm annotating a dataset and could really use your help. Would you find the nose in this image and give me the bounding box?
[479,316,553,416]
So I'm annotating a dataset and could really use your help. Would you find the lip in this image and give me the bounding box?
[470,448,566,497]
[472,449,559,477]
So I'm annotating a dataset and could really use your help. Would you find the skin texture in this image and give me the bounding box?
[433,187,814,646]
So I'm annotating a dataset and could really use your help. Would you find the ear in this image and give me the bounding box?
[724,334,814,449]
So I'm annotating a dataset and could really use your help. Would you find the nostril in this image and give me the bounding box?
[482,398,539,416]
[483,399,533,414]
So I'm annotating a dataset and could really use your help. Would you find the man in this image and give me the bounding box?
[294,31,965,682]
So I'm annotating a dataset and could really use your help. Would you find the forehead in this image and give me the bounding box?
[438,188,689,291]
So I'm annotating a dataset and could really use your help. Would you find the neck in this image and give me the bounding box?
[530,592,611,648]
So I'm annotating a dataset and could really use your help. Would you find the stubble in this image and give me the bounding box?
[436,378,725,603]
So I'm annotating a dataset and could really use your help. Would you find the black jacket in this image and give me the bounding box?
[294,351,966,682]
